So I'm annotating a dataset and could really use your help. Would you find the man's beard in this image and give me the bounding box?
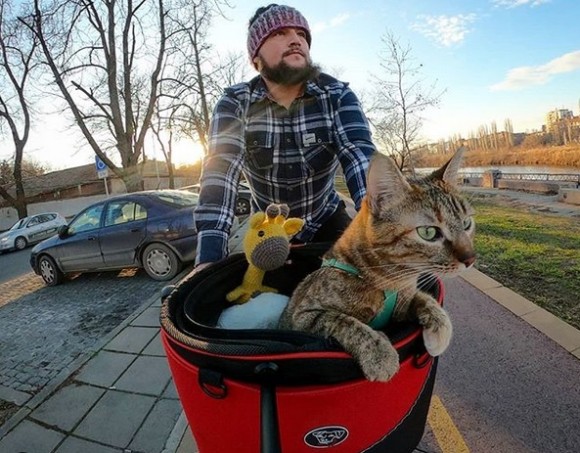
[258,55,320,86]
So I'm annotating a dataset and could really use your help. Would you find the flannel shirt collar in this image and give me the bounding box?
[249,76,323,105]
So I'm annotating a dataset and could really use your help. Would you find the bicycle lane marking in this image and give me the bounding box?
[428,395,470,453]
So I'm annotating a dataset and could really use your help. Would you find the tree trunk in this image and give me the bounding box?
[122,166,144,192]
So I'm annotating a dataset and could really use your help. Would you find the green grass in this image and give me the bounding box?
[471,199,580,330]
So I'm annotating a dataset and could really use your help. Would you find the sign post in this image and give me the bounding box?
[95,155,110,196]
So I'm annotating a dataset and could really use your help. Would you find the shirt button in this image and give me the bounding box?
[286,138,292,143]
[253,141,258,145]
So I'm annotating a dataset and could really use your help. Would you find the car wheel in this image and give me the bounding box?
[15,236,27,250]
[143,243,182,281]
[235,198,250,216]
[38,255,64,286]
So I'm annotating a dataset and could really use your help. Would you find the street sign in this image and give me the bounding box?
[95,155,108,179]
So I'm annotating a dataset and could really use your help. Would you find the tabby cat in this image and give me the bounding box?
[278,150,476,382]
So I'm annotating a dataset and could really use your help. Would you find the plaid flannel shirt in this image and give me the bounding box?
[194,73,375,265]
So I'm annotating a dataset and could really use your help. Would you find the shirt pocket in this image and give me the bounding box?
[245,130,274,170]
[300,126,335,174]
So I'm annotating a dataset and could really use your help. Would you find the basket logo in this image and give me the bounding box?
[304,426,349,448]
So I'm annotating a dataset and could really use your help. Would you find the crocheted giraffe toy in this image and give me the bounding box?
[226,203,304,304]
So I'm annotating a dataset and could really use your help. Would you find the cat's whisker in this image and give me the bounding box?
[364,268,423,278]
[374,272,424,288]
[361,265,439,279]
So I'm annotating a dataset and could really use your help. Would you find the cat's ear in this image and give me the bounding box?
[430,147,465,185]
[366,153,412,213]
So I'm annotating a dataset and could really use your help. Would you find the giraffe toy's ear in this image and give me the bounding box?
[283,218,305,236]
[249,212,266,229]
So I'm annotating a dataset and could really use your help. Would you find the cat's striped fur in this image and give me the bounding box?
[279,150,475,381]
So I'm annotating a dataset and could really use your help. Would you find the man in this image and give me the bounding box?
[194,4,375,269]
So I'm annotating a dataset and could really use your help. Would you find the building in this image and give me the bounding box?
[545,108,580,145]
[0,160,196,230]
[545,109,574,134]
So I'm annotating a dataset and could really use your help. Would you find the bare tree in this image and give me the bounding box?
[159,0,246,157]
[150,103,178,188]
[0,157,48,185]
[19,0,182,192]
[369,31,444,172]
[504,118,514,147]
[145,0,243,188]
[0,0,39,217]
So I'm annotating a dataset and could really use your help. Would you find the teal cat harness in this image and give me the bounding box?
[320,258,398,330]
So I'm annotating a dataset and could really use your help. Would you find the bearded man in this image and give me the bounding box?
[193,4,376,269]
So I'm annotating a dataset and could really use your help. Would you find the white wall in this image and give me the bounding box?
[0,194,109,231]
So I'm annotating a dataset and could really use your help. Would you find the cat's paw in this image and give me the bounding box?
[422,312,452,356]
[358,336,400,382]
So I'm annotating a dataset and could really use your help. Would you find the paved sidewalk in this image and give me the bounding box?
[0,287,182,453]
[1,213,579,452]
[0,221,247,453]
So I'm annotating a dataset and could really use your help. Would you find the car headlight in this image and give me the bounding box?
[0,237,8,243]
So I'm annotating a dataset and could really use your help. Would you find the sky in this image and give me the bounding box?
[2,0,580,170]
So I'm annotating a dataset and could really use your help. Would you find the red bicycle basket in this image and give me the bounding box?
[160,244,444,453]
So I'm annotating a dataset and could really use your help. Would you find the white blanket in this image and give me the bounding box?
[217,293,290,330]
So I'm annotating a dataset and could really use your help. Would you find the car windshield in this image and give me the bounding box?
[154,190,199,207]
[9,219,25,231]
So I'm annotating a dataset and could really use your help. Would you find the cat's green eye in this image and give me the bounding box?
[463,218,473,230]
[417,226,440,241]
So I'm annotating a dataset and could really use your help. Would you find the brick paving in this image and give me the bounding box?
[0,268,179,397]
[0,295,184,452]
[0,223,246,451]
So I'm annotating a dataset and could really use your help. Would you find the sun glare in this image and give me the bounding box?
[171,139,206,166]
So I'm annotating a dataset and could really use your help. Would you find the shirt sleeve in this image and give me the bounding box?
[194,93,245,265]
[332,87,376,210]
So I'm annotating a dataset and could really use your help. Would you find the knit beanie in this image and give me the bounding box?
[247,5,311,60]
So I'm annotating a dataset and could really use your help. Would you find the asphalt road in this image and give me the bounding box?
[437,278,580,452]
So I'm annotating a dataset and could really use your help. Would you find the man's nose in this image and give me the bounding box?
[287,29,303,45]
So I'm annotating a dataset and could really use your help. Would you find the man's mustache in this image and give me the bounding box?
[283,49,305,57]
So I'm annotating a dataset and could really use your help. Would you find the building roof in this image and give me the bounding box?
[31,164,101,196]
[0,164,100,199]
[1,160,175,201]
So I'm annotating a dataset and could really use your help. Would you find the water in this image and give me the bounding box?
[417,165,580,175]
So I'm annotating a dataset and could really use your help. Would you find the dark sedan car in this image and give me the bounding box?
[30,190,199,286]
[181,182,252,215]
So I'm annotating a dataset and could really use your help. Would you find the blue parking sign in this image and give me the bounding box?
[95,155,109,179]
[95,155,107,171]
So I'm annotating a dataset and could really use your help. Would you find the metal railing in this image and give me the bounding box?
[459,171,580,185]
[498,173,580,184]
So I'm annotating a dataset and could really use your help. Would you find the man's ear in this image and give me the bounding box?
[253,56,261,71]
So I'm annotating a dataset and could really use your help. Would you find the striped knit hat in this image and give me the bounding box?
[247,5,311,60]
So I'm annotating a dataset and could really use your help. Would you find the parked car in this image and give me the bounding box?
[0,212,67,253]
[30,190,200,286]
[181,182,253,216]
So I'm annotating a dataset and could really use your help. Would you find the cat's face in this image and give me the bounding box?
[366,151,476,278]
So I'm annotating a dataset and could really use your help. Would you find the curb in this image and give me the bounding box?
[460,268,580,360]
[162,411,188,453]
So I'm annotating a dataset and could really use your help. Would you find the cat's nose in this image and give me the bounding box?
[461,254,476,268]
